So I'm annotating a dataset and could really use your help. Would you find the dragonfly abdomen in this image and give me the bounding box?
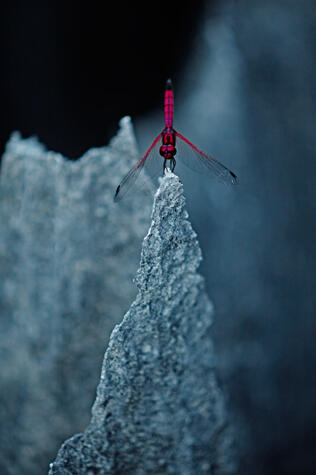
[164,79,174,128]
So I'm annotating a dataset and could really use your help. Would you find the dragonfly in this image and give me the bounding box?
[114,79,237,201]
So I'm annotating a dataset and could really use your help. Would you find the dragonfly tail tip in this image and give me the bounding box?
[166,78,173,90]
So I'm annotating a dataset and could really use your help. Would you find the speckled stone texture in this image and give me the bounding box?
[49,173,235,475]
[0,117,153,475]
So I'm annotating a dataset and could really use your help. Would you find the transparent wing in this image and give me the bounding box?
[175,131,238,185]
[114,133,163,202]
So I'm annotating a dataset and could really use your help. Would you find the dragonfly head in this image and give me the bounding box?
[159,144,177,159]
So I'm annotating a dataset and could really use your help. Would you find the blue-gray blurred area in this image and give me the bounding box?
[0,0,315,474]
[0,120,155,475]
[137,1,316,473]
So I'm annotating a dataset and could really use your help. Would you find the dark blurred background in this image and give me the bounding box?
[0,0,204,157]
[1,1,315,474]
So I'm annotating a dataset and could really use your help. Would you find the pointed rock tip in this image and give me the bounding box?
[8,131,22,142]
[118,115,132,129]
[155,171,184,207]
[4,131,47,157]
[110,116,137,152]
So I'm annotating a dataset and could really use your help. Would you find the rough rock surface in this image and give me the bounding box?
[0,117,153,475]
[49,172,235,475]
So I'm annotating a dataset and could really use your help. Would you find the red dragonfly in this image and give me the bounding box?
[114,79,237,201]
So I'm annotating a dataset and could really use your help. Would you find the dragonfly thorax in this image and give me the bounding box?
[162,127,175,144]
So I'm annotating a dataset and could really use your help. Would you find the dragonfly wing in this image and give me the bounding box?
[114,161,144,202]
[114,133,163,202]
[175,131,237,185]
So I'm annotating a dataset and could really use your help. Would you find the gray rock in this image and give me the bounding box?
[0,117,153,475]
[49,172,235,475]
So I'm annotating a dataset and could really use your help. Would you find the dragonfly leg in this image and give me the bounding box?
[163,158,176,174]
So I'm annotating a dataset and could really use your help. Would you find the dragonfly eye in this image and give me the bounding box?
[159,145,167,156]
[167,145,177,155]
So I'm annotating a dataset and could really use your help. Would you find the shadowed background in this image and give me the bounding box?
[0,1,315,474]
